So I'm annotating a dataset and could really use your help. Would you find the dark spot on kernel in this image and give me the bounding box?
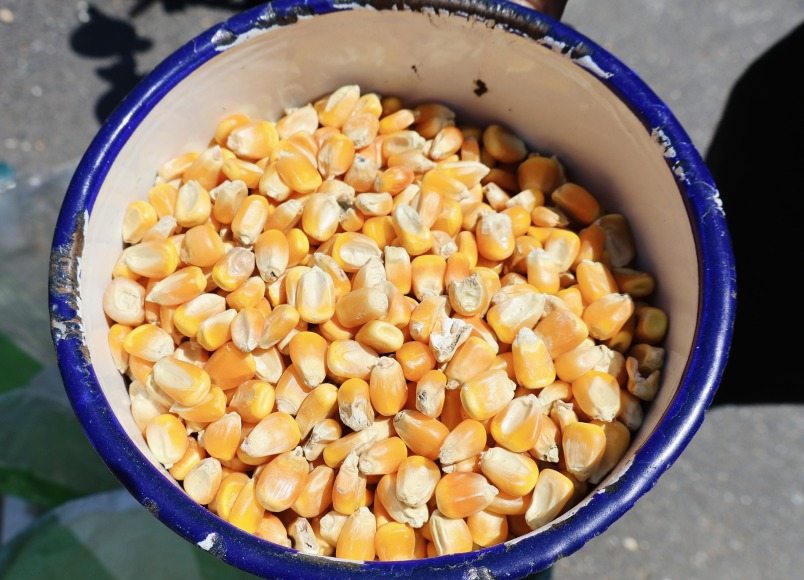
[473,79,488,97]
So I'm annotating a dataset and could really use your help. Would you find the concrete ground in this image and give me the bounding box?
[2,0,803,578]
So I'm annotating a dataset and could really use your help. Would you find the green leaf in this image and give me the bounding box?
[0,333,41,394]
[0,491,258,580]
[0,366,121,507]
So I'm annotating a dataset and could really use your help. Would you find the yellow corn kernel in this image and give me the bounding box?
[303,418,342,462]
[255,305,297,351]
[435,472,498,519]
[147,182,178,219]
[121,200,158,244]
[330,232,383,273]
[286,332,328,393]
[256,448,309,512]
[354,320,404,354]
[353,192,391,218]
[524,469,574,530]
[375,472,429,528]
[531,205,567,228]
[171,341,208,369]
[295,383,338,439]
[438,418,487,466]
[204,341,256,390]
[201,411,241,461]
[486,490,529,516]
[210,247,254,292]
[393,410,449,460]
[127,356,154,386]
[582,293,634,341]
[286,516,321,555]
[178,223,223,268]
[183,457,223,506]
[394,341,436,382]
[393,456,440,508]
[596,213,635,267]
[465,509,507,548]
[485,285,545,344]
[228,195,269,247]
[150,356,210,407]
[213,113,250,145]
[226,379,273,423]
[253,512,292,547]
[367,357,407,417]
[588,419,632,485]
[543,230,581,273]
[475,212,515,262]
[374,522,416,561]
[224,276,264,311]
[561,421,607,482]
[444,336,497,388]
[609,268,653,299]
[173,293,225,337]
[535,303,589,358]
[145,413,189,468]
[229,306,264,353]
[528,412,559,463]
[408,295,447,344]
[123,238,179,280]
[517,155,559,193]
[209,181,246,226]
[291,266,334,324]
[210,470,248,519]
[337,378,375,432]
[335,506,376,560]
[407,255,445,301]
[107,324,131,374]
[378,109,414,135]
[273,365,311,416]
[315,133,354,179]
[276,104,317,138]
[332,451,368,516]
[222,477,264,533]
[526,248,561,294]
[222,158,262,189]
[428,509,473,555]
[490,394,543,452]
[122,324,174,362]
[342,113,380,150]
[480,447,539,497]
[358,436,408,476]
[182,146,223,190]
[460,369,516,421]
[571,370,621,422]
[557,286,585,318]
[576,260,617,304]
[512,327,555,389]
[318,85,360,128]
[172,180,211,228]
[391,204,432,257]
[252,345,286,383]
[481,124,526,164]
[194,308,233,351]
[168,437,205,482]
[158,151,198,181]
[414,369,447,418]
[292,465,335,519]
[226,121,278,160]
[333,287,389,329]
[377,166,415,196]
[324,426,379,471]
[326,339,379,381]
[170,385,226,423]
[634,305,668,345]
[552,183,601,225]
[361,216,395,250]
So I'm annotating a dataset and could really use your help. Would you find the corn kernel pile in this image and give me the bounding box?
[104,84,669,561]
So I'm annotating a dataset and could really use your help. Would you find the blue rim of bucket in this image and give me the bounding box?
[49,1,736,577]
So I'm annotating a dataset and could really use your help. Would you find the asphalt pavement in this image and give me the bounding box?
[1,1,803,578]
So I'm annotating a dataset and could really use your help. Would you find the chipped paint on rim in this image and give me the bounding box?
[49,1,735,578]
